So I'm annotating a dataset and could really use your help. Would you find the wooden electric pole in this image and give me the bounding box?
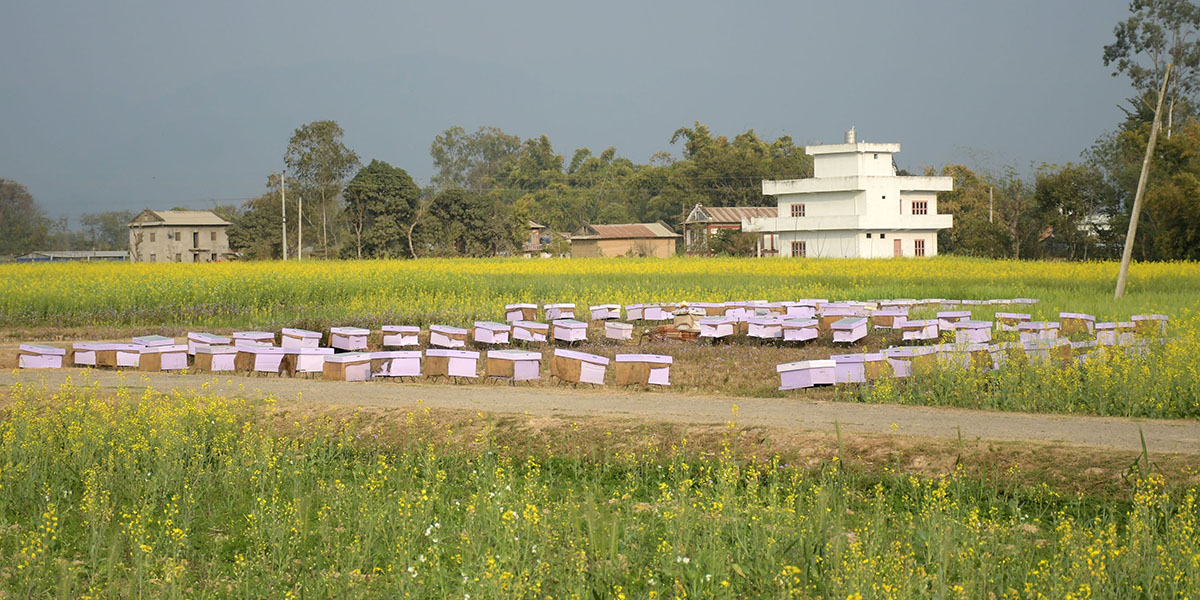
[1115,63,1172,301]
[280,173,288,260]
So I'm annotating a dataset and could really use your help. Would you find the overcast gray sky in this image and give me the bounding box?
[2,0,1133,220]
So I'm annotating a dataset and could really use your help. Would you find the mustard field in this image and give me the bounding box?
[1,256,1197,329]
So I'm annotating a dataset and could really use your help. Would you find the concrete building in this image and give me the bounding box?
[570,222,681,258]
[683,204,778,255]
[16,250,129,262]
[743,129,953,258]
[128,209,233,263]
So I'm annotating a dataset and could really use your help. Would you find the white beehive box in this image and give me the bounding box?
[381,325,420,347]
[372,350,422,378]
[138,344,189,371]
[781,301,818,319]
[699,316,735,339]
[643,304,673,321]
[330,326,369,351]
[512,320,549,343]
[1059,312,1096,336]
[281,328,322,349]
[323,352,373,382]
[429,325,469,348]
[900,319,939,342]
[544,303,576,321]
[747,316,784,340]
[426,348,480,378]
[233,331,275,347]
[995,312,1031,332]
[236,345,285,374]
[605,321,634,341]
[89,343,141,368]
[954,320,993,344]
[690,302,726,317]
[614,353,672,386]
[192,344,237,372]
[286,347,334,374]
[472,321,512,345]
[133,334,174,348]
[871,308,909,329]
[187,332,230,354]
[72,342,103,366]
[832,317,868,343]
[624,304,646,321]
[18,344,65,369]
[505,303,538,322]
[819,306,857,331]
[830,353,867,384]
[552,319,588,343]
[485,349,541,381]
[777,359,835,390]
[1018,322,1060,342]
[936,310,971,333]
[1131,314,1168,335]
[589,304,622,320]
[551,348,608,385]
[782,318,819,342]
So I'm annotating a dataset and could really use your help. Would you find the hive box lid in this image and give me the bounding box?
[282,328,321,338]
[832,317,867,328]
[19,344,65,355]
[782,318,819,327]
[936,310,971,318]
[777,359,835,372]
[1059,312,1096,321]
[513,320,549,330]
[1131,314,1168,321]
[133,335,174,346]
[373,350,422,359]
[325,352,372,363]
[382,325,420,333]
[995,312,1031,320]
[699,316,734,324]
[544,302,575,309]
[553,348,609,365]
[615,353,672,364]
[1018,322,1060,330]
[474,321,511,331]
[1095,322,1118,330]
[233,331,275,338]
[426,348,480,359]
[188,332,230,342]
[954,320,992,330]
[282,347,334,355]
[830,353,865,364]
[241,345,284,354]
[140,344,188,354]
[505,303,537,309]
[430,324,468,335]
[84,342,141,351]
[748,316,784,325]
[194,344,238,355]
[330,326,369,336]
[552,319,587,328]
[590,304,621,310]
[606,321,634,330]
[487,349,541,361]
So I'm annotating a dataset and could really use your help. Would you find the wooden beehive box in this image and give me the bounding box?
[776,359,835,390]
[748,316,784,340]
[281,328,322,349]
[512,321,549,343]
[472,321,512,345]
[1095,322,1119,346]
[283,347,334,376]
[1131,314,1168,335]
[909,345,943,376]
[138,344,189,372]
[235,344,285,374]
[832,317,868,344]
[699,317,735,339]
[614,353,672,386]
[72,343,103,367]
[192,344,237,372]
[322,352,373,382]
[900,320,939,342]
[544,303,576,321]
[187,332,230,354]
[953,320,993,344]
[233,331,275,347]
[1059,312,1096,336]
[781,302,818,319]
[552,319,588,343]
[995,312,1031,332]
[101,344,142,369]
[819,306,856,331]
[936,310,971,333]
[589,304,622,320]
[505,303,539,322]
[425,348,479,378]
[381,325,420,347]
[330,327,369,351]
[551,348,608,385]
[18,344,65,369]
[372,350,422,378]
[862,352,892,381]
[871,308,909,329]
[605,321,634,341]
[782,318,819,342]
[485,349,541,381]
[429,325,469,348]
[830,353,867,384]
[691,302,726,317]
[883,347,918,378]
[643,304,673,321]
[1018,322,1059,342]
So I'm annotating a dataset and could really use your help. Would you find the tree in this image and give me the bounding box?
[0,179,49,255]
[934,165,1012,258]
[1104,0,1200,136]
[80,210,134,250]
[284,120,360,258]
[430,126,522,190]
[1032,164,1118,260]
[417,188,521,257]
[342,159,420,258]
[228,191,283,260]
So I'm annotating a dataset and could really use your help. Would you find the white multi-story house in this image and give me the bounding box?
[743,129,953,258]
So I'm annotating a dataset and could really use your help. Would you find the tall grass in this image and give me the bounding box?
[1,381,1198,598]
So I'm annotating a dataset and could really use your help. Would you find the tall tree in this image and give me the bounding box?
[1032,163,1119,260]
[430,126,522,190]
[1104,0,1200,136]
[80,210,134,250]
[342,159,420,259]
[0,179,49,255]
[284,120,360,258]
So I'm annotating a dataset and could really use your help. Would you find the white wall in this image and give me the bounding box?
[812,151,895,178]
[778,190,861,217]
[856,231,940,258]
[778,231,860,258]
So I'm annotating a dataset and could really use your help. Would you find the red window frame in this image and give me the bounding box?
[914,239,926,257]
[790,203,805,218]
[912,200,928,215]
[791,241,806,257]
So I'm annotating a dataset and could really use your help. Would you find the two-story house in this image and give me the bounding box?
[128,209,233,263]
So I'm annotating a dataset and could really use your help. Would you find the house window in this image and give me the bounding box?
[137,233,144,243]
[913,200,928,215]
[211,231,217,241]
[790,203,806,218]
[193,232,199,248]
[150,253,156,261]
[174,231,181,242]
[915,239,926,257]
[880,233,886,239]
[873,153,879,159]
[211,253,217,262]
[791,241,806,258]
[866,233,872,239]
[149,232,155,243]
[175,253,181,262]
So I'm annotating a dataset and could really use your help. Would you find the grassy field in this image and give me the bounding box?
[1,256,1197,330]
[1,381,1198,599]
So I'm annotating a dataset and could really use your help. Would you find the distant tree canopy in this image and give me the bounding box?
[0,179,49,256]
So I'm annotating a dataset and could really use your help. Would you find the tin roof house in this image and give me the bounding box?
[570,222,681,258]
[683,204,778,256]
[742,128,953,258]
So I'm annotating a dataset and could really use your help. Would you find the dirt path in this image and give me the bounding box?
[3,369,1198,455]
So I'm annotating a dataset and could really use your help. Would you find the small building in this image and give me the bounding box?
[16,250,129,262]
[743,128,954,258]
[683,204,778,255]
[128,209,232,263]
[570,222,681,258]
[523,221,570,258]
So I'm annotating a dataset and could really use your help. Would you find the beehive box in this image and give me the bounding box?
[234,345,285,374]
[781,302,818,319]
[472,321,512,345]
[99,344,142,369]
[862,352,892,381]
[72,343,104,367]
[624,304,646,321]
[589,304,622,320]
[425,348,480,378]
[544,303,576,321]
[819,307,857,331]
[900,320,939,342]
[782,318,819,342]
[830,353,867,384]
[322,352,373,382]
[281,328,322,349]
[605,321,634,341]
[1095,322,1119,346]
[1018,322,1060,342]
[1131,314,1168,335]
[954,320,993,344]
[138,344,189,372]
[381,325,420,347]
[552,319,588,343]
[372,350,422,378]
[429,325,469,348]
[505,303,538,322]
[883,347,919,378]
[699,317,735,339]
[192,344,237,372]
[871,308,909,329]
[690,302,726,317]
[485,349,541,381]
[1059,312,1096,336]
[283,347,334,375]
[940,299,964,311]
[643,304,673,321]
[512,321,549,343]
[18,344,65,369]
[832,317,868,343]
[330,327,370,351]
[936,310,971,333]
[777,359,835,390]
[233,331,275,347]
[551,349,608,385]
[995,312,1031,332]
[614,353,672,386]
[133,334,174,348]
[187,332,230,354]
[748,317,784,340]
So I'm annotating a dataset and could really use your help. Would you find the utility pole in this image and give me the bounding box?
[280,173,288,260]
[298,195,303,260]
[988,187,993,224]
[1115,63,1172,301]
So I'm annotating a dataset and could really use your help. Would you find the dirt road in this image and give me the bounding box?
[3,369,1198,455]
